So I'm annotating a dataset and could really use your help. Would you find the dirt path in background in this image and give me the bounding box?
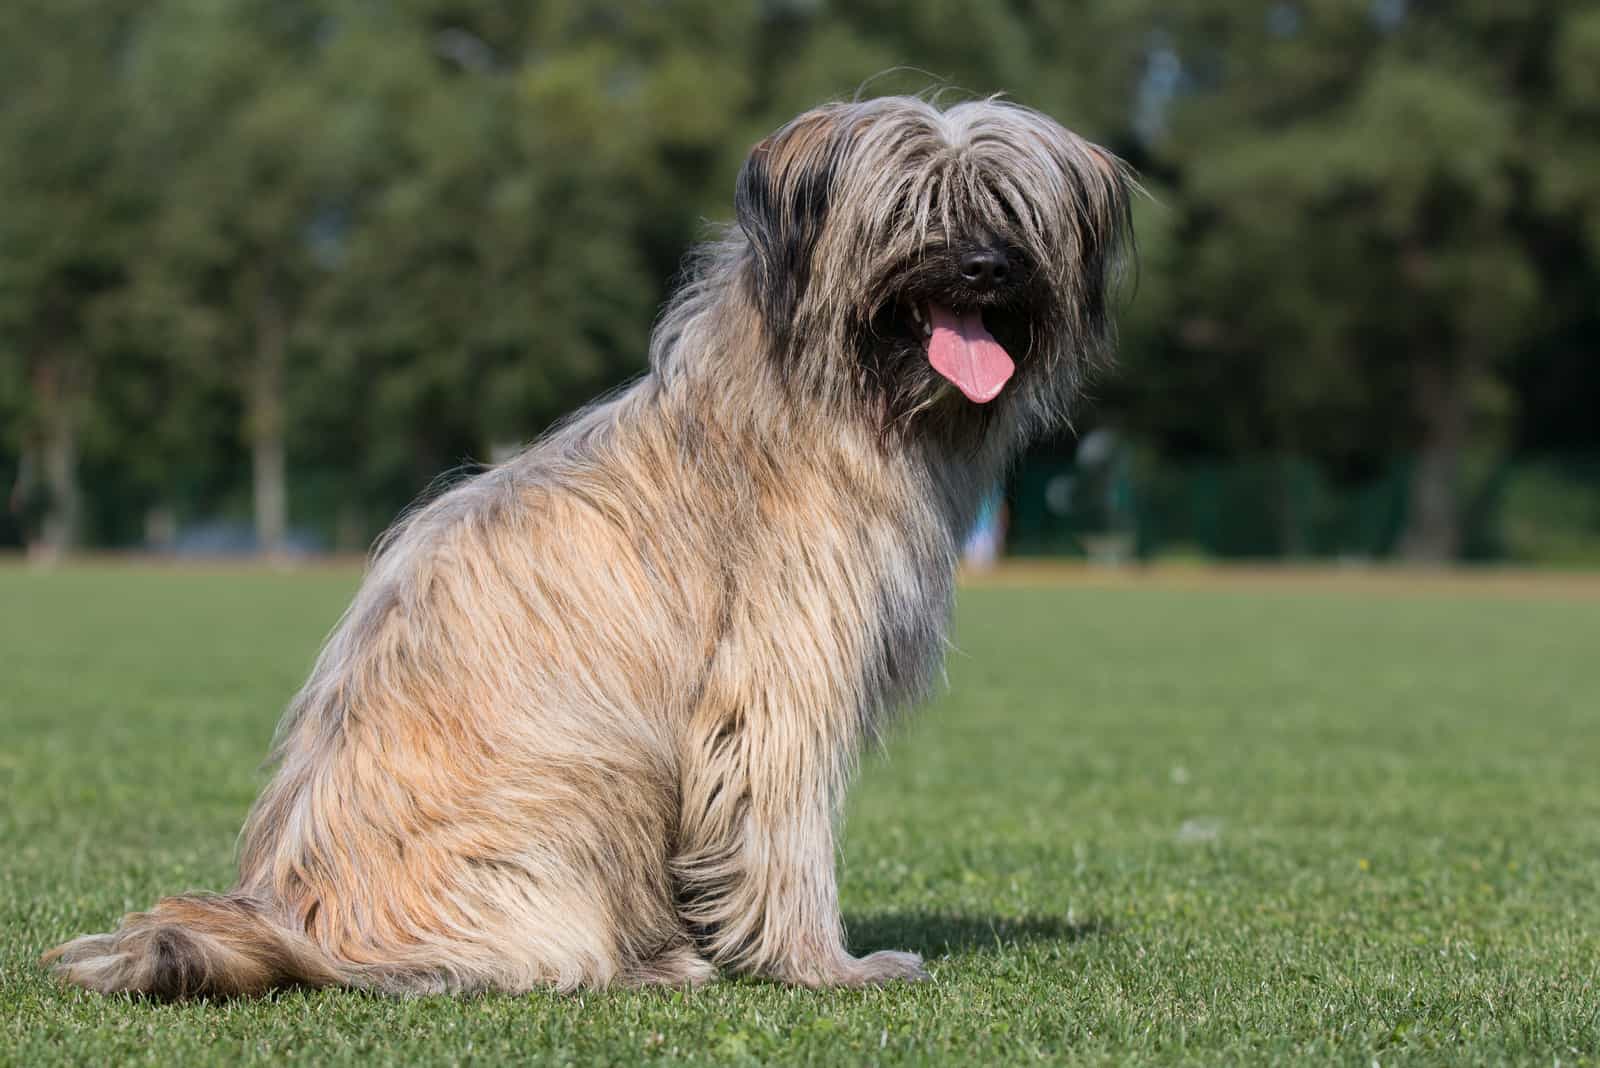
[961,561,1600,601]
[4,553,1599,601]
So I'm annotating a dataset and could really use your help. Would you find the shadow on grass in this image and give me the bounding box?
[844,910,1108,958]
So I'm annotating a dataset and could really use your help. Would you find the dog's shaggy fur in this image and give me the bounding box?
[44,95,1131,997]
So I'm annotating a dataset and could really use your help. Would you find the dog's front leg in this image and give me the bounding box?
[673,694,928,987]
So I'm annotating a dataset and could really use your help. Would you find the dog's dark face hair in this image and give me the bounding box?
[734,96,1133,445]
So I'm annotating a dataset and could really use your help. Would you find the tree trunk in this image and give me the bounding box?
[250,286,288,559]
[1400,359,1467,564]
[26,357,84,563]
[40,408,82,559]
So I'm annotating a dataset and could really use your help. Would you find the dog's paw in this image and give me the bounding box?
[763,948,931,987]
[852,949,929,985]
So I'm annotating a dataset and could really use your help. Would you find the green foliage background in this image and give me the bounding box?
[1,1,1597,559]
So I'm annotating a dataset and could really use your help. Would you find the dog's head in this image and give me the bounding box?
[735,96,1133,443]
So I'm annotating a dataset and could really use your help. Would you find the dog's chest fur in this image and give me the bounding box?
[669,410,992,737]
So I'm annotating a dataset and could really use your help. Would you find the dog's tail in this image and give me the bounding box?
[42,892,341,999]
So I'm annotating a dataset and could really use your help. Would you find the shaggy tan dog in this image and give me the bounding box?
[45,95,1131,997]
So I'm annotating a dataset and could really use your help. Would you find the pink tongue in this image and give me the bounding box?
[926,302,1014,404]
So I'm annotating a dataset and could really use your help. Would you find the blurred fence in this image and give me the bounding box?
[10,448,1600,566]
[1009,452,1600,565]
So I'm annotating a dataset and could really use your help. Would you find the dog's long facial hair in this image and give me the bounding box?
[44,96,1131,997]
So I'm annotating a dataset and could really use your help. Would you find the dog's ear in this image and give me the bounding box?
[735,108,844,342]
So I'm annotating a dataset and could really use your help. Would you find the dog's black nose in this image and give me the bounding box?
[959,248,1009,289]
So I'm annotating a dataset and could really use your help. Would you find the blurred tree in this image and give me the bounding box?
[0,0,1595,560]
[119,0,375,556]
[1513,2,1600,457]
[299,1,766,541]
[0,1,148,557]
[1118,0,1582,561]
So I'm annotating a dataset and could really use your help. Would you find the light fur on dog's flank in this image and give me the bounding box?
[44,95,1131,997]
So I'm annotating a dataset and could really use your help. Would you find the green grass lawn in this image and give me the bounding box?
[2,566,1598,1065]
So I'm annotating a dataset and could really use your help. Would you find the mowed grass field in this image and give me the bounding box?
[2,565,1598,1066]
